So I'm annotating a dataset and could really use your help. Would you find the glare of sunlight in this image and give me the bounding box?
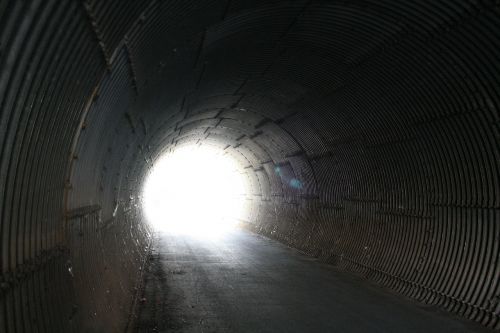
[142,144,248,238]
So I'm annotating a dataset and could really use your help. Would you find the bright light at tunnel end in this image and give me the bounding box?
[142,145,248,238]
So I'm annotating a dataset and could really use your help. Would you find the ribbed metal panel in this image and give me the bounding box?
[0,0,105,330]
[0,0,151,331]
[83,0,150,64]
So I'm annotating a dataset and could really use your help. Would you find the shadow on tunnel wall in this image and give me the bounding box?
[0,0,499,331]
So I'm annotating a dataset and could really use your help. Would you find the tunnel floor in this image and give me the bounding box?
[134,229,487,333]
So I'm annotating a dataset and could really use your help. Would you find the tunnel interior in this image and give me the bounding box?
[0,0,499,332]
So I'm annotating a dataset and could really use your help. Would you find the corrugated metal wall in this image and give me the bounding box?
[0,0,151,331]
[0,0,499,331]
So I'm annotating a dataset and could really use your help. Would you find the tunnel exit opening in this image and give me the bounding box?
[142,144,248,238]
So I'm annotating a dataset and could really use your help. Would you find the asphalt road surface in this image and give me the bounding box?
[134,229,488,333]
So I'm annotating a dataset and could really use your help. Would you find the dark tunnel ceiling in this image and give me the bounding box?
[0,0,499,332]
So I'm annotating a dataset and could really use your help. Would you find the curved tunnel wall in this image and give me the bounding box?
[1,0,499,331]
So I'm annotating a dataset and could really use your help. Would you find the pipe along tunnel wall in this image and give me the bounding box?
[0,0,499,331]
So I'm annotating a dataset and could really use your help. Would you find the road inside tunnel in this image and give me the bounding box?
[1,1,499,332]
[133,229,487,333]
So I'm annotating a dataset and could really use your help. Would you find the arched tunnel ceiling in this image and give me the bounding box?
[0,0,499,332]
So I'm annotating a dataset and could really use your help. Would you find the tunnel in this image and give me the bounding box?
[1,0,499,332]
